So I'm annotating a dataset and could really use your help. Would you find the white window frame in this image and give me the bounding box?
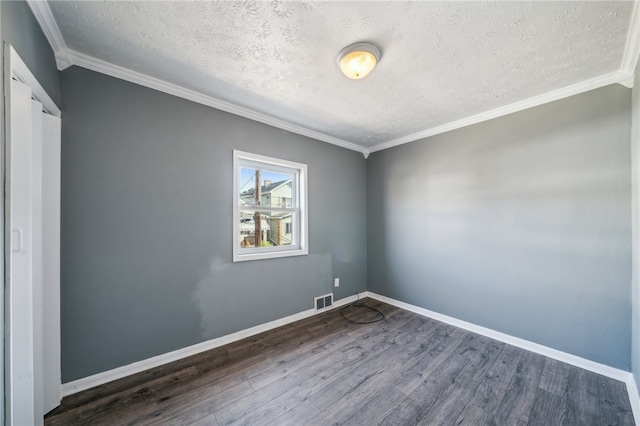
[233,150,308,262]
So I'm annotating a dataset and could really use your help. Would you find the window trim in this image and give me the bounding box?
[233,150,308,262]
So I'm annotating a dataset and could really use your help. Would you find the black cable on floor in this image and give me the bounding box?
[340,294,386,324]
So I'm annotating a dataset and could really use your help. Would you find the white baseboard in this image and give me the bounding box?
[366,292,629,380]
[60,291,367,397]
[366,291,638,423]
[61,290,640,425]
[626,374,640,424]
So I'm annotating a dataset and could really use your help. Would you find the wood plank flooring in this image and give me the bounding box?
[45,299,635,425]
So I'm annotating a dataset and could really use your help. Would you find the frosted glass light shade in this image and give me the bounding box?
[337,42,381,80]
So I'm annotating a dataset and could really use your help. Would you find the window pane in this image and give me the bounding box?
[239,210,295,249]
[233,150,307,262]
[239,168,294,208]
[269,211,295,246]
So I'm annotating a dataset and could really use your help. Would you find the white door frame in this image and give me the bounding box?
[5,46,60,118]
[4,44,61,425]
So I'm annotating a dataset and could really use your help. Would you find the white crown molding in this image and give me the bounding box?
[368,71,627,154]
[54,53,73,72]
[622,0,640,76]
[25,0,72,71]
[25,0,636,157]
[619,71,636,89]
[67,49,369,157]
[24,1,368,156]
[60,292,367,396]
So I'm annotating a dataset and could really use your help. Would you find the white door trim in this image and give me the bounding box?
[6,46,60,117]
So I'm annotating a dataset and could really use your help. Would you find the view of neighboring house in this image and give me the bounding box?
[239,179,293,247]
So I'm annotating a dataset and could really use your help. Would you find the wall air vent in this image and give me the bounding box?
[315,293,333,311]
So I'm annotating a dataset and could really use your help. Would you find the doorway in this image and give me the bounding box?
[5,45,61,426]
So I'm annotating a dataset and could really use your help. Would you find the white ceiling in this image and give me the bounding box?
[31,1,639,155]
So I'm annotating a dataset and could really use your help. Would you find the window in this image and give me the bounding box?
[233,150,308,262]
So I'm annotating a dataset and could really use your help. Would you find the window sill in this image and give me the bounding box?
[233,247,308,262]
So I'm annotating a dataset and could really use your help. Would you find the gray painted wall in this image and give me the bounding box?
[632,63,640,389]
[367,85,632,369]
[60,67,367,382]
[4,0,637,395]
[1,0,60,104]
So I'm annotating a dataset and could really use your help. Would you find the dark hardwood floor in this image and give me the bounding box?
[45,299,635,425]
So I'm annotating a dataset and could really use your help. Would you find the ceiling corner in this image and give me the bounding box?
[617,71,635,88]
[55,53,73,71]
[26,0,71,70]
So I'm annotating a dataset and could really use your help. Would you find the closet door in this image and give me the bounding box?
[8,78,61,425]
[8,78,37,426]
[41,111,62,414]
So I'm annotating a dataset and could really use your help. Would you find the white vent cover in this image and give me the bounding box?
[315,293,333,311]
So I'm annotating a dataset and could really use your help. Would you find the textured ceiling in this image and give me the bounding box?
[47,1,634,149]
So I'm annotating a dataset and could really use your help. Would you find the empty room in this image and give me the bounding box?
[3,0,640,424]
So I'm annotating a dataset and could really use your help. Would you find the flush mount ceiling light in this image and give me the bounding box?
[337,42,381,80]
